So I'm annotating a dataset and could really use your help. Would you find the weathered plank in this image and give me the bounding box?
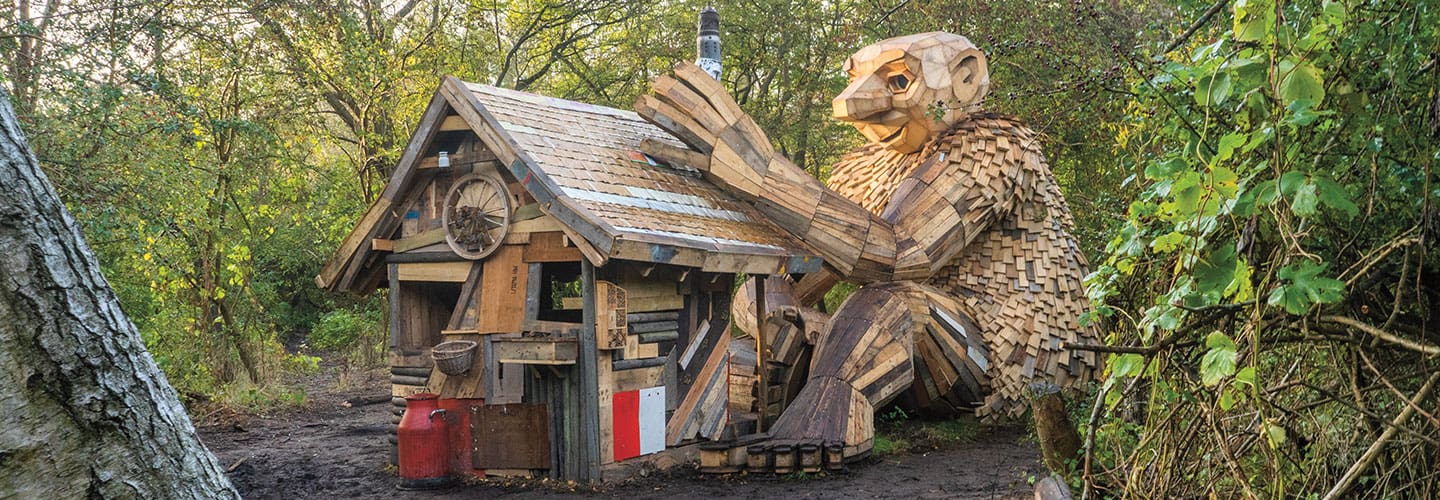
[396,261,473,282]
[477,245,527,333]
[666,323,731,445]
[523,232,583,263]
[493,338,578,365]
[472,404,551,470]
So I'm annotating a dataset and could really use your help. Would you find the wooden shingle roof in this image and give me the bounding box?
[317,77,822,293]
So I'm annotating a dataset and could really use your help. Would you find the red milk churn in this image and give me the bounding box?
[398,393,451,489]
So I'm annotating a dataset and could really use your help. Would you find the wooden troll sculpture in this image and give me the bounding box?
[637,32,1100,467]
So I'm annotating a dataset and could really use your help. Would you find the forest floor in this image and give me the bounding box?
[197,361,1044,499]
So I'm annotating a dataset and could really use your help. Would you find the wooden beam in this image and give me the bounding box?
[393,228,447,253]
[494,338,578,365]
[316,196,391,289]
[524,263,543,323]
[371,238,395,252]
[578,260,601,482]
[387,264,400,349]
[755,275,768,432]
[446,262,485,331]
[395,262,473,282]
[325,89,453,292]
[521,319,583,336]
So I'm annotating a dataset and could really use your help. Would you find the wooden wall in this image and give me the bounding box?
[382,125,749,478]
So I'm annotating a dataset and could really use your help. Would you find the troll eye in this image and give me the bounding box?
[887,74,910,92]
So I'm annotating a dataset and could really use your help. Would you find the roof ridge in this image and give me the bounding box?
[459,79,639,121]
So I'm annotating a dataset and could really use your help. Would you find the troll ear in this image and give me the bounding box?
[949,48,990,110]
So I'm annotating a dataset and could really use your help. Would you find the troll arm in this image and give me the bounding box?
[636,63,1023,283]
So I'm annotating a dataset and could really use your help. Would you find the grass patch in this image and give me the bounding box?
[873,434,912,457]
[873,405,981,457]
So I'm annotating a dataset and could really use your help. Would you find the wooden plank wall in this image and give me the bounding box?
[471,403,551,470]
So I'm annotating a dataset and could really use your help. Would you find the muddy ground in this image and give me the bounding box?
[198,364,1043,499]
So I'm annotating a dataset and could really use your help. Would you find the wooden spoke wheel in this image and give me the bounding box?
[443,173,512,260]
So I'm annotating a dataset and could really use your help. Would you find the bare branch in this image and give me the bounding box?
[1320,315,1440,356]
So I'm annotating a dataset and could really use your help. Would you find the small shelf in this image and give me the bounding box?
[494,338,578,365]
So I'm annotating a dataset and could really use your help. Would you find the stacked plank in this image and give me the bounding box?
[665,320,730,445]
[726,338,756,416]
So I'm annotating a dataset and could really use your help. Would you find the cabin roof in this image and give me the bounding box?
[317,77,822,293]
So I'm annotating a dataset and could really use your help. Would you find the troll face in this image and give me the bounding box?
[832,32,991,154]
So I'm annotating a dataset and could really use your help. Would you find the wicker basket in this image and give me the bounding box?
[431,340,477,376]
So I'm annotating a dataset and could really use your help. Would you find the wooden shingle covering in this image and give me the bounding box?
[462,83,818,274]
[317,79,822,293]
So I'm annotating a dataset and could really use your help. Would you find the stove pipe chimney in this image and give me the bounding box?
[695,7,721,80]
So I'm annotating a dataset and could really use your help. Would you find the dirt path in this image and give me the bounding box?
[199,365,1043,499]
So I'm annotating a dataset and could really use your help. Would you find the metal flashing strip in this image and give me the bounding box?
[615,226,787,252]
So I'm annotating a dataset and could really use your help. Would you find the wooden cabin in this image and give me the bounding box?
[316,77,822,481]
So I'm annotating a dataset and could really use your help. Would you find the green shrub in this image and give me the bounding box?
[309,308,383,351]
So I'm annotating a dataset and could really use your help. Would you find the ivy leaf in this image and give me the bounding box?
[1264,422,1287,449]
[1233,0,1276,43]
[1279,171,1307,196]
[1195,72,1233,107]
[1194,244,1238,298]
[1227,255,1255,302]
[1110,223,1145,257]
[1219,388,1237,410]
[1314,177,1359,218]
[1210,166,1239,199]
[1145,158,1188,180]
[1170,171,1203,218]
[1286,99,1332,127]
[1277,59,1325,106]
[1112,353,1145,378]
[1214,133,1247,165]
[1267,261,1346,314]
[1234,366,1256,387]
[1226,57,1269,89]
[1150,231,1187,253]
[1291,180,1319,216]
[1201,332,1238,386]
[1234,179,1277,218]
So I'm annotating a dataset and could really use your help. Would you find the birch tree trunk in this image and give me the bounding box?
[0,90,237,497]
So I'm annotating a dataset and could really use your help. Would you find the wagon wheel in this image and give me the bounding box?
[443,173,512,260]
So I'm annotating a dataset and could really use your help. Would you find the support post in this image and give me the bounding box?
[578,260,602,482]
[754,275,768,432]
[387,263,400,350]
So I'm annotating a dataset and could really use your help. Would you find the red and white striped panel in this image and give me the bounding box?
[613,386,666,461]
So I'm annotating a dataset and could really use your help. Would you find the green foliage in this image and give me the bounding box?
[1199,332,1237,386]
[309,308,384,351]
[823,281,860,314]
[1267,260,1345,314]
[1083,0,1440,496]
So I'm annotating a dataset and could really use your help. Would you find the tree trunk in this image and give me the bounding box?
[0,90,237,497]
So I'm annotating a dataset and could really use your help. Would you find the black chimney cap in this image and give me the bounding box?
[698,7,719,36]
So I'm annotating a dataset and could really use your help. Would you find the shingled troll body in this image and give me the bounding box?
[637,32,1100,467]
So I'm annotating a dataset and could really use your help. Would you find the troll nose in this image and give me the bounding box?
[832,76,890,122]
